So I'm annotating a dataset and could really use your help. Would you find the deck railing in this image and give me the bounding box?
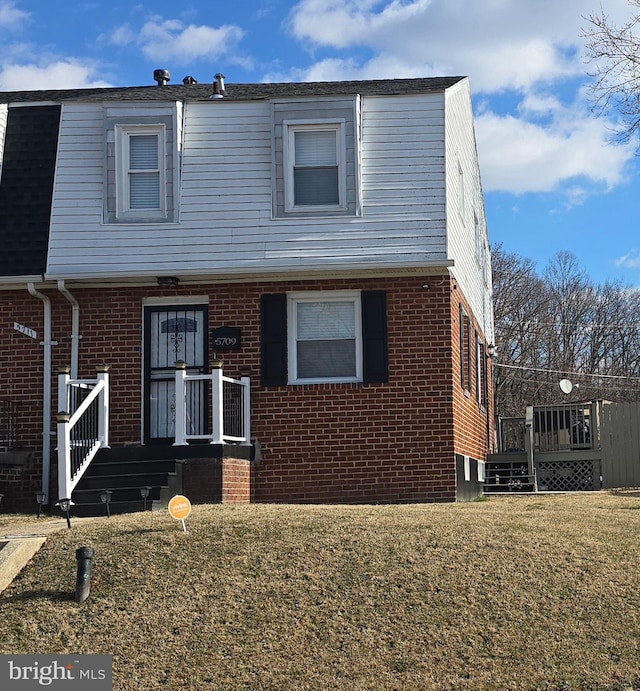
[173,360,251,446]
[497,417,526,453]
[530,403,594,452]
[0,398,21,449]
[497,404,596,454]
[56,366,110,502]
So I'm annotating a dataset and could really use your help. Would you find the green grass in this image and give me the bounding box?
[2,493,640,690]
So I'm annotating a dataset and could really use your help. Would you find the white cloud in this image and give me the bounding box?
[107,24,137,47]
[0,61,112,90]
[616,252,640,269]
[281,0,638,198]
[286,0,601,92]
[475,102,635,195]
[0,1,29,31]
[107,17,247,65]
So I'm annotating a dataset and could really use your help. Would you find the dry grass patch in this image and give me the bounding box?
[2,493,640,689]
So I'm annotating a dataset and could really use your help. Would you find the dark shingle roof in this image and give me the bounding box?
[0,76,465,104]
[0,105,60,276]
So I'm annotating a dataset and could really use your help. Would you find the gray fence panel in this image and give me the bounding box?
[600,401,640,489]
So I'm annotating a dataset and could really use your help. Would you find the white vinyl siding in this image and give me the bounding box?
[48,93,455,278]
[445,80,494,345]
[288,291,362,384]
[115,124,166,220]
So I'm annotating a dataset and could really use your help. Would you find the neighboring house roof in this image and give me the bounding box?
[0,76,465,104]
[0,104,60,277]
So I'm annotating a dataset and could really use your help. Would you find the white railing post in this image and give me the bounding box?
[56,366,72,504]
[525,405,536,489]
[96,364,110,448]
[57,365,71,416]
[211,360,224,445]
[241,373,251,446]
[56,411,72,503]
[173,360,188,446]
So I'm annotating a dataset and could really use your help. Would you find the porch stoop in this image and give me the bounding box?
[484,452,536,494]
[61,445,252,517]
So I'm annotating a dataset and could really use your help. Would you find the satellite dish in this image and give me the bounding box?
[559,379,573,395]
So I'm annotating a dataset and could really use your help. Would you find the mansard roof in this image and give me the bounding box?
[0,76,467,280]
[0,76,465,104]
[0,105,60,278]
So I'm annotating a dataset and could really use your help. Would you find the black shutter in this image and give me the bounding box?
[261,294,287,387]
[362,290,389,384]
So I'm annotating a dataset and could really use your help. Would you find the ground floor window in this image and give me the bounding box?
[288,291,361,384]
[261,290,388,387]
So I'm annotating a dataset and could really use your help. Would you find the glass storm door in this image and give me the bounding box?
[144,305,208,443]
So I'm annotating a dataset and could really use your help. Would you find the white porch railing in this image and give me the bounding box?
[173,360,251,446]
[57,365,110,502]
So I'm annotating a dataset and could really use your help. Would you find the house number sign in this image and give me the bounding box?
[211,326,241,351]
[14,322,38,339]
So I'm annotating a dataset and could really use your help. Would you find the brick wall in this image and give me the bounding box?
[450,280,495,499]
[222,458,251,503]
[0,274,494,504]
[182,458,222,503]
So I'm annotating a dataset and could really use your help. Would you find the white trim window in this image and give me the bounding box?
[115,124,166,220]
[288,291,362,383]
[284,121,345,212]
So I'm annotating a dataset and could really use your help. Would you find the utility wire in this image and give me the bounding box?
[494,362,640,382]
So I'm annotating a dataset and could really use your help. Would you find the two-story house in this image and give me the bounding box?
[0,74,494,513]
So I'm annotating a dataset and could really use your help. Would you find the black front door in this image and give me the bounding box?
[143,305,208,443]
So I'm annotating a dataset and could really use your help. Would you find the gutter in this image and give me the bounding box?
[27,283,55,505]
[57,280,80,378]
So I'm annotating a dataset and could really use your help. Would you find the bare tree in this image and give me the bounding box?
[492,246,640,415]
[491,244,551,415]
[584,0,640,146]
[544,250,594,374]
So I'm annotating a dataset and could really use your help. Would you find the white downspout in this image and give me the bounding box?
[27,283,54,504]
[57,280,80,378]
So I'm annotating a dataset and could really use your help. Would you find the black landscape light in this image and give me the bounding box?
[58,498,72,529]
[140,486,151,511]
[99,490,112,518]
[36,492,46,518]
[75,547,96,604]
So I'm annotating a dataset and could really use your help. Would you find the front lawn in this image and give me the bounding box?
[1,493,640,689]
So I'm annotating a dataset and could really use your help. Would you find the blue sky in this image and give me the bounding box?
[1,0,638,286]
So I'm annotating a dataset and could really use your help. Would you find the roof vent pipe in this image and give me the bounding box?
[153,69,171,85]
[211,73,226,99]
[183,76,198,84]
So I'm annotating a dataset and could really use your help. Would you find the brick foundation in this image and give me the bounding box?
[182,456,250,504]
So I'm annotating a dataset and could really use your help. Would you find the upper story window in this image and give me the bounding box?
[285,123,345,212]
[115,124,166,220]
[104,105,179,225]
[272,97,360,219]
